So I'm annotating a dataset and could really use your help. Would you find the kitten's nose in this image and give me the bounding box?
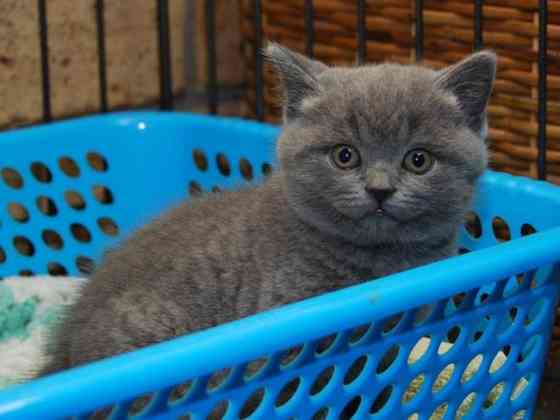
[366,187,396,204]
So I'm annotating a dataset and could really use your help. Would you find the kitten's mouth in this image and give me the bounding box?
[375,208,385,216]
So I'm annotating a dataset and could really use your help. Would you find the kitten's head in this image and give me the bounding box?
[266,43,496,246]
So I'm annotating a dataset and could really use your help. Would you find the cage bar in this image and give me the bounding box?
[304,0,315,58]
[415,0,424,61]
[474,0,483,50]
[205,0,218,114]
[254,0,265,121]
[37,0,51,122]
[357,0,367,64]
[538,0,548,180]
[157,0,174,110]
[95,0,108,112]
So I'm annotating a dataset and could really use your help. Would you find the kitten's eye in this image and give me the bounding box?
[403,149,434,174]
[331,145,361,170]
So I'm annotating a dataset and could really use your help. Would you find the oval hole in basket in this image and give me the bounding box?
[1,167,23,189]
[192,149,208,172]
[432,363,455,393]
[48,262,68,276]
[315,333,337,356]
[311,407,329,420]
[97,217,119,237]
[64,190,86,211]
[430,403,449,420]
[409,336,431,364]
[456,392,477,419]
[58,156,80,177]
[88,405,114,420]
[513,410,527,419]
[489,345,511,374]
[239,158,253,181]
[128,393,153,416]
[13,236,35,256]
[344,355,368,386]
[275,377,301,407]
[239,388,265,419]
[471,326,486,345]
[70,223,92,243]
[76,256,95,275]
[511,374,532,401]
[280,344,304,367]
[216,153,231,176]
[340,395,362,419]
[402,373,426,404]
[349,323,371,345]
[92,185,114,205]
[382,312,404,334]
[378,344,400,373]
[262,163,273,177]
[87,152,109,172]
[521,223,537,236]
[244,356,268,380]
[369,385,393,414]
[483,382,506,411]
[414,304,434,325]
[188,181,203,197]
[438,327,461,356]
[207,367,231,392]
[208,400,229,419]
[461,354,484,384]
[0,247,6,264]
[30,162,52,183]
[492,217,511,242]
[19,269,34,276]
[458,247,471,255]
[168,380,194,404]
[36,196,58,216]
[464,211,482,238]
[42,229,64,250]
[7,202,29,223]
[310,366,335,396]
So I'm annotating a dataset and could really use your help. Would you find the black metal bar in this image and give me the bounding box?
[537,0,548,180]
[205,0,218,114]
[357,0,367,64]
[95,0,108,112]
[415,0,424,62]
[304,0,315,58]
[474,0,484,50]
[157,0,174,110]
[37,0,51,122]
[255,0,265,121]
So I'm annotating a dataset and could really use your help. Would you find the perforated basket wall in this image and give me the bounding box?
[0,112,559,420]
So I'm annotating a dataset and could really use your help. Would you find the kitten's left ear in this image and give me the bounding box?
[264,42,329,121]
[435,51,497,136]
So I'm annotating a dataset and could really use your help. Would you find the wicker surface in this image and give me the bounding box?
[241,0,560,183]
[0,0,186,129]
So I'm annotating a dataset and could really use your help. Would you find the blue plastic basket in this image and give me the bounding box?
[0,112,559,420]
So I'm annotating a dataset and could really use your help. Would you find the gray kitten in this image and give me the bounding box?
[39,44,495,376]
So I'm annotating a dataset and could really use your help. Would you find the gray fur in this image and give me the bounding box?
[39,44,496,376]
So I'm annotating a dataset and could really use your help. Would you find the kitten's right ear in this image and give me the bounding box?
[435,51,497,137]
[264,42,328,121]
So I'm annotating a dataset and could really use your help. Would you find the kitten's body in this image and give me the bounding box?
[40,45,496,375]
[43,175,451,373]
